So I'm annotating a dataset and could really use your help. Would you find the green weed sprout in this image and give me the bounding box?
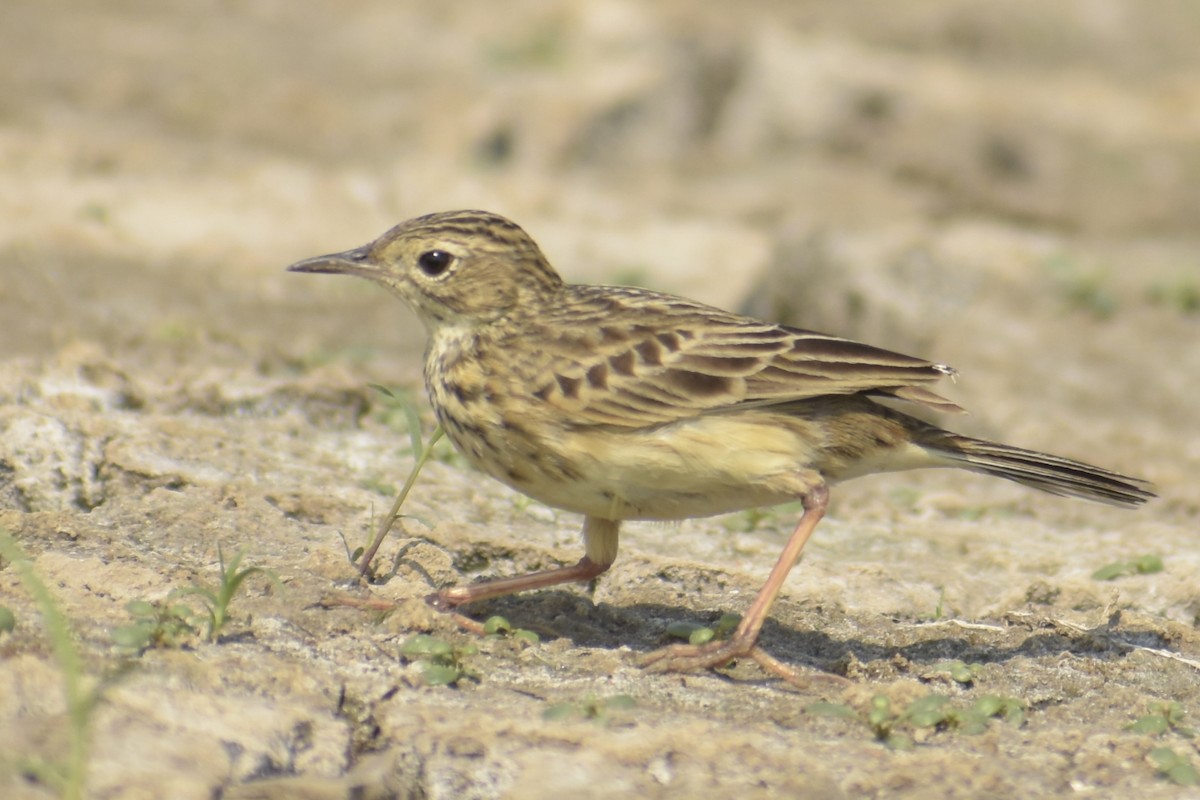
[1128,702,1196,738]
[354,385,445,579]
[665,613,741,646]
[111,597,198,654]
[0,530,101,800]
[399,634,478,686]
[1092,554,1164,581]
[175,544,278,642]
[482,615,540,644]
[807,692,1025,749]
[1148,748,1200,787]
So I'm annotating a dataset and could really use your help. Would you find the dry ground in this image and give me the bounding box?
[2,2,1199,798]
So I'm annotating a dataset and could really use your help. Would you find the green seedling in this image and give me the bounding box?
[111,597,198,654]
[1092,554,1164,581]
[1128,702,1196,738]
[0,604,15,634]
[810,694,927,749]
[174,544,278,642]
[482,615,540,644]
[666,613,740,646]
[871,694,945,749]
[918,587,947,622]
[807,692,1025,748]
[1148,747,1200,787]
[927,660,985,685]
[399,634,478,686]
[543,694,637,724]
[951,694,1026,734]
[353,385,446,579]
[0,530,108,800]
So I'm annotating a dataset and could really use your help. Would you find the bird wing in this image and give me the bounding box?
[513,286,960,429]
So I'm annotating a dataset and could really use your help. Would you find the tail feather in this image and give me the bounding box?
[928,434,1155,508]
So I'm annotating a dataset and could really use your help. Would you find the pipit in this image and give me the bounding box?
[288,210,1154,681]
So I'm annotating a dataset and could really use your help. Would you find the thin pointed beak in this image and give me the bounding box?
[286,245,380,279]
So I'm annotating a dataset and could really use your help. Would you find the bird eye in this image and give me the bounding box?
[417,250,453,277]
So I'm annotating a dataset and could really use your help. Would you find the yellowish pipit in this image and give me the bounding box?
[288,210,1154,682]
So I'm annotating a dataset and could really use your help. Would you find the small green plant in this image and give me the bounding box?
[807,692,1025,748]
[399,634,478,686]
[1092,554,1164,581]
[481,615,540,644]
[873,694,946,749]
[665,613,741,646]
[918,587,947,622]
[926,660,985,685]
[111,597,198,654]
[353,386,446,579]
[543,694,637,724]
[0,530,104,800]
[954,695,1026,733]
[1148,747,1200,787]
[174,545,277,642]
[1128,702,1195,738]
[0,604,15,634]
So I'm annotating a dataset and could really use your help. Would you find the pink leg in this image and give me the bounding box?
[641,484,834,683]
[426,556,611,610]
[426,516,620,610]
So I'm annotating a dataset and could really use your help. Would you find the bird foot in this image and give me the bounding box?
[641,639,849,689]
[641,637,751,673]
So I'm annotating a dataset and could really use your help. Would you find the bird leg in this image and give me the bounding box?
[641,484,830,682]
[426,516,619,610]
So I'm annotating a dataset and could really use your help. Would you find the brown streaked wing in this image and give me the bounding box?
[519,285,957,428]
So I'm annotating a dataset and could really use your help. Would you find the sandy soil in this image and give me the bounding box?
[2,2,1199,798]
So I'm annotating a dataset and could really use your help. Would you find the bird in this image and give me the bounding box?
[287,209,1155,681]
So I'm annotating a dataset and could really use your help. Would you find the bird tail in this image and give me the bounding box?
[923,432,1155,508]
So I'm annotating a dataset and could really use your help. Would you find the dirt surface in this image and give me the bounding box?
[2,2,1199,798]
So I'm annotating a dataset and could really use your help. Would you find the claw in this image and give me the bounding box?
[424,590,461,612]
[641,639,849,688]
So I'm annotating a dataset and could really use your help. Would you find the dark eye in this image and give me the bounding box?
[417,250,452,277]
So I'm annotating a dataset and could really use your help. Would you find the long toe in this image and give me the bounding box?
[641,639,850,689]
[640,638,753,674]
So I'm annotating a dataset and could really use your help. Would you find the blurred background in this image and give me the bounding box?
[3,2,1198,333]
